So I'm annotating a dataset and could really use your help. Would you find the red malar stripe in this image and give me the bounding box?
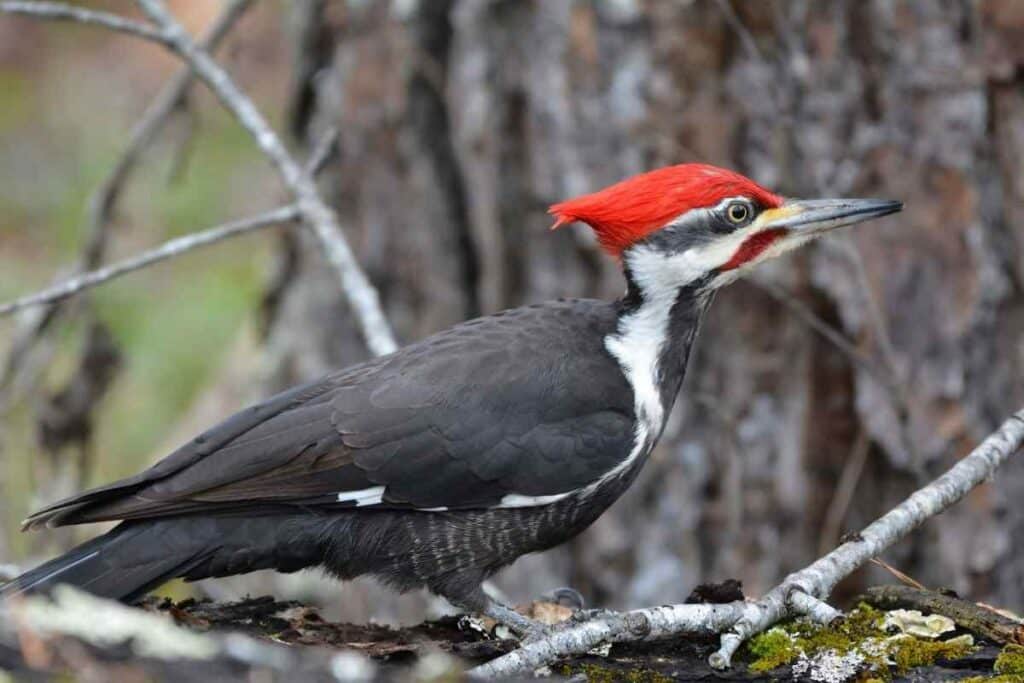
[720,229,787,271]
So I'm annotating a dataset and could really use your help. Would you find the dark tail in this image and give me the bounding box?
[1,513,331,602]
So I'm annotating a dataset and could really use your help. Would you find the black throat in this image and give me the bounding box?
[615,265,714,424]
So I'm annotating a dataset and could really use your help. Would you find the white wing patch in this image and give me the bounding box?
[336,485,385,506]
[498,492,573,508]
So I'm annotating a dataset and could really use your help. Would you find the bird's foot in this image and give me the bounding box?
[482,600,552,642]
[481,587,598,643]
[538,586,585,610]
[566,606,615,625]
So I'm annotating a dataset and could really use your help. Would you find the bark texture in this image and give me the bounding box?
[264,0,1024,620]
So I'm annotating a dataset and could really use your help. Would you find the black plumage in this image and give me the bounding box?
[7,163,894,630]
[6,296,700,616]
[24,299,636,525]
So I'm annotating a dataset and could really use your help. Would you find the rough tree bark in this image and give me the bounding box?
[263,0,1024,621]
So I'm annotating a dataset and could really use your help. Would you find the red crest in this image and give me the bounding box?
[549,164,783,256]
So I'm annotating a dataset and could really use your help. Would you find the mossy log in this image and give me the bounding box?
[860,586,1024,646]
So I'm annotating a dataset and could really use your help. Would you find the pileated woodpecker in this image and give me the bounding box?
[3,164,901,635]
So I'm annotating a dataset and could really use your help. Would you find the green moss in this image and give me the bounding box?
[747,628,798,672]
[558,663,673,683]
[746,604,884,673]
[995,644,1024,675]
[889,634,975,673]
[743,604,977,679]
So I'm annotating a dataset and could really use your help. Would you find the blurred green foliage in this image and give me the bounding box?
[0,51,278,557]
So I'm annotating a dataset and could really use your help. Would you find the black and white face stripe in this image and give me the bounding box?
[637,196,767,270]
[597,196,772,498]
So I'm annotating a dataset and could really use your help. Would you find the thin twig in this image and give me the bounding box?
[818,429,870,554]
[835,236,922,469]
[0,2,169,45]
[85,0,254,268]
[0,206,300,316]
[0,0,254,402]
[869,557,927,591]
[712,0,764,62]
[861,585,1024,645]
[471,408,1024,677]
[136,0,398,356]
[837,237,902,382]
[709,408,1024,669]
[753,279,891,390]
[1,0,398,357]
[304,127,339,178]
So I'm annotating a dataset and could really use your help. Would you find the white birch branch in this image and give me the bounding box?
[471,603,749,678]
[472,408,1024,678]
[0,1,168,44]
[135,0,398,356]
[708,407,1024,666]
[0,206,299,316]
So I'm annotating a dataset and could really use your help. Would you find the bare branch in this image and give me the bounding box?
[833,236,923,469]
[0,206,299,316]
[1,0,397,357]
[471,408,1024,677]
[136,0,398,356]
[85,0,254,267]
[818,429,870,554]
[753,279,887,386]
[712,0,764,62]
[709,407,1024,668]
[304,127,339,178]
[0,2,168,45]
[0,0,254,404]
[471,603,749,679]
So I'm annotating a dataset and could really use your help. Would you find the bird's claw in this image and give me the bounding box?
[538,586,586,610]
[568,607,611,624]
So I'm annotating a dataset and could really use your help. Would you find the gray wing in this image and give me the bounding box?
[25,300,635,528]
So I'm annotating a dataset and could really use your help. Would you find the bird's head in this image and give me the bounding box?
[550,164,901,292]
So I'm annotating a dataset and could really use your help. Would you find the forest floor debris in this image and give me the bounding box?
[1,585,1022,681]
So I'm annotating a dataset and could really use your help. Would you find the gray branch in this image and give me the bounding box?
[85,0,254,268]
[471,603,749,679]
[0,206,299,316]
[707,407,1024,667]
[0,1,168,45]
[0,0,398,357]
[136,0,398,356]
[472,408,1024,678]
[0,0,253,404]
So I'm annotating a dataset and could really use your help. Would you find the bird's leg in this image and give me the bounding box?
[449,585,551,642]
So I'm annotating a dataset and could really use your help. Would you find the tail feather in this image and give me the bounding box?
[2,514,330,602]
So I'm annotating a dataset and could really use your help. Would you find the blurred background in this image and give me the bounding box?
[1,0,1023,625]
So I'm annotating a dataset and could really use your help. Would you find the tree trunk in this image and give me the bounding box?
[264,0,1024,620]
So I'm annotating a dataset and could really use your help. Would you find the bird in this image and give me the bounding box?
[2,164,901,637]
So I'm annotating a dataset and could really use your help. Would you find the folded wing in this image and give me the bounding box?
[25,301,635,529]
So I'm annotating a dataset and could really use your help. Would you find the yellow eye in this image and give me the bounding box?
[727,202,750,224]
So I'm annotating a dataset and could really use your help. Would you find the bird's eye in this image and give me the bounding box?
[726,202,751,224]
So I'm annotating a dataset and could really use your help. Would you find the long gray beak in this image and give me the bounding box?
[761,198,903,235]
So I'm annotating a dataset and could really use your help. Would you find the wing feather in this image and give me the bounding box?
[26,300,636,527]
